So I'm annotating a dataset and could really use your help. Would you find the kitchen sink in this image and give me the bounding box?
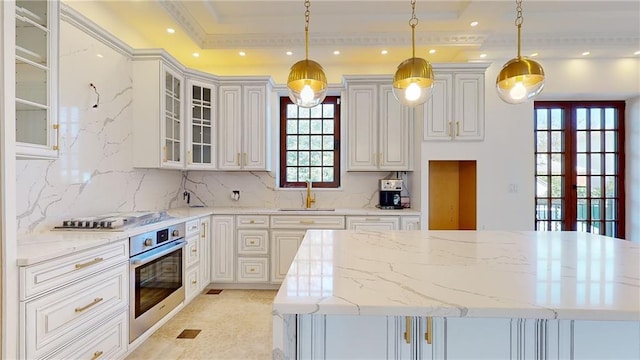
[277,208,335,212]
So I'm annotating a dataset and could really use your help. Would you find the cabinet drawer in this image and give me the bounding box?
[237,229,269,255]
[186,266,201,301]
[23,264,128,359]
[20,240,128,300]
[237,258,269,282]
[186,219,200,236]
[237,215,269,228]
[346,216,400,230]
[186,236,200,268]
[44,310,128,360]
[270,215,345,229]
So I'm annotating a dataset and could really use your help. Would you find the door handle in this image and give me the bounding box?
[404,316,412,344]
[425,317,433,344]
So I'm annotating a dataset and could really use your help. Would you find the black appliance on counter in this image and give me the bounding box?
[379,179,403,209]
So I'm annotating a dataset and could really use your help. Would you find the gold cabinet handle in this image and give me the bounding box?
[448,121,453,137]
[75,257,104,270]
[75,297,104,313]
[52,124,60,151]
[249,240,256,245]
[163,146,168,162]
[90,351,104,360]
[191,247,198,253]
[249,220,255,224]
[404,316,412,344]
[425,317,433,344]
[249,268,256,272]
[236,153,241,165]
[299,220,315,224]
[365,217,381,221]
[201,223,206,239]
[243,153,248,166]
[456,121,460,136]
[191,279,197,285]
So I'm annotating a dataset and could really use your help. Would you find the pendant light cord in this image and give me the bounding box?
[515,0,523,58]
[304,0,311,61]
[409,0,418,58]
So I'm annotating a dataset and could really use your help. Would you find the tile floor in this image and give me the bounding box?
[126,289,277,360]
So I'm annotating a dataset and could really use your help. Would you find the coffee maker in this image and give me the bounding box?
[379,179,403,209]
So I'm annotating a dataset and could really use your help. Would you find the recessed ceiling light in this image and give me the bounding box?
[634,50,640,56]
[429,49,436,54]
[96,53,104,58]
[479,53,487,58]
[470,21,479,27]
[333,50,340,55]
[192,52,200,58]
[286,51,293,56]
[239,51,246,57]
[582,51,591,56]
[530,52,539,57]
[381,50,388,55]
[166,28,175,34]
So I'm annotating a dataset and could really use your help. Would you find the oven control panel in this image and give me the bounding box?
[129,222,185,257]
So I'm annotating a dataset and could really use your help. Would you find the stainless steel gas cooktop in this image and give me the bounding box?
[55,211,174,231]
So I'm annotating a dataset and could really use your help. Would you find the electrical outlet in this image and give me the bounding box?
[231,190,240,201]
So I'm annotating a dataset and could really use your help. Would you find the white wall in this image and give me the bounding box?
[626,96,640,242]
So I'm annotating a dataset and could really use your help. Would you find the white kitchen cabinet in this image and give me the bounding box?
[401,216,421,230]
[218,78,272,171]
[344,76,413,171]
[570,320,640,359]
[270,215,345,283]
[236,215,270,283]
[270,230,306,283]
[185,219,201,301]
[185,76,216,169]
[346,215,400,230]
[422,64,488,141]
[211,216,236,283]
[132,51,185,169]
[19,241,129,359]
[13,0,60,159]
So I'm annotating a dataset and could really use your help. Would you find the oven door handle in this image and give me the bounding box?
[130,240,187,269]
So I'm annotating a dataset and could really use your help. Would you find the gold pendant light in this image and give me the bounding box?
[496,0,545,104]
[287,0,327,108]
[393,0,434,107]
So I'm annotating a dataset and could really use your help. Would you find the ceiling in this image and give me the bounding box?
[65,0,640,82]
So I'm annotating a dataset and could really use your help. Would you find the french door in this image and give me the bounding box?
[534,101,625,238]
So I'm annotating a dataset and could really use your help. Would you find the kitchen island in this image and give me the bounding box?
[272,230,640,359]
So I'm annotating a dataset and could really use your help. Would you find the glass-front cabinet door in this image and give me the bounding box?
[15,0,59,159]
[163,69,182,165]
[186,79,216,169]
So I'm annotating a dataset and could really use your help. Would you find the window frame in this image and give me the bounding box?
[279,96,341,188]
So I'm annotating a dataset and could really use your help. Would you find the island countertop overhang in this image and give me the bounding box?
[273,230,640,321]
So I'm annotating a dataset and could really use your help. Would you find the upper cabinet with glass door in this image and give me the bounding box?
[132,51,185,169]
[15,0,59,159]
[185,76,216,170]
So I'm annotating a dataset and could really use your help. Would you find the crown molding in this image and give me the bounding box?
[482,33,640,50]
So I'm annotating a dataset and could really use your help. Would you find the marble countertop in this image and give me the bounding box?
[273,230,640,321]
[17,207,418,266]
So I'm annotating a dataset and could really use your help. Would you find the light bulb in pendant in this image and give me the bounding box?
[300,84,314,104]
[405,82,422,102]
[509,82,527,101]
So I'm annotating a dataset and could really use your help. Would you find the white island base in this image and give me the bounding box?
[272,230,640,359]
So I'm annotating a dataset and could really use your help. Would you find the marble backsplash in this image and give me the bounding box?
[15,18,398,236]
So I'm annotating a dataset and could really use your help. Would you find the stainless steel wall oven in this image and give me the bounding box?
[129,222,186,342]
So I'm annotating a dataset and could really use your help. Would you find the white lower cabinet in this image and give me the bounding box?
[270,230,306,283]
[184,216,211,301]
[19,241,129,359]
[401,216,421,230]
[346,216,400,230]
[237,257,269,282]
[236,215,270,284]
[295,315,640,359]
[211,215,236,282]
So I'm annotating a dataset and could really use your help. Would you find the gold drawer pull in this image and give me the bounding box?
[75,297,104,313]
[249,268,256,272]
[425,317,433,344]
[191,247,198,253]
[404,316,412,344]
[299,220,315,224]
[90,350,104,360]
[365,217,381,221]
[249,240,256,245]
[192,279,197,285]
[201,223,207,238]
[75,257,104,270]
[249,220,255,224]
